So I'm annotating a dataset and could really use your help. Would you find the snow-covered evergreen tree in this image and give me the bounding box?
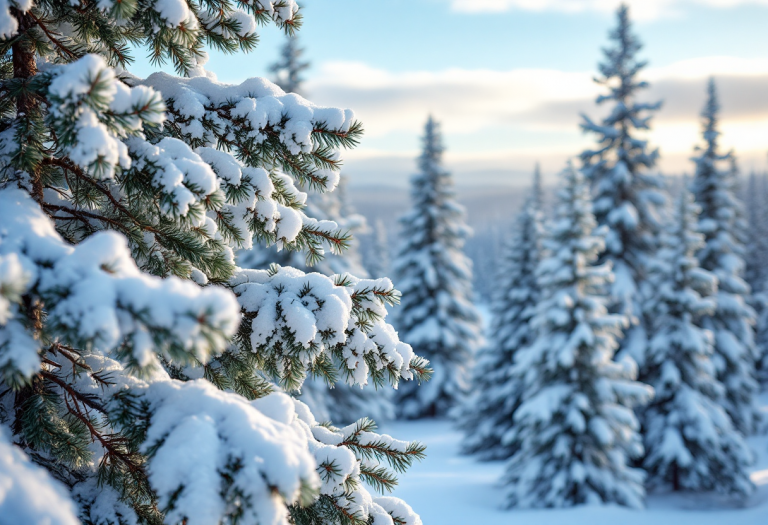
[691,78,761,434]
[460,168,543,460]
[270,32,310,95]
[0,3,429,525]
[744,171,768,296]
[366,218,391,280]
[580,3,665,371]
[394,116,482,419]
[503,165,652,509]
[642,190,754,497]
[743,171,768,386]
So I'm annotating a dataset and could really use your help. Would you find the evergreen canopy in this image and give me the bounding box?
[394,115,482,419]
[460,168,543,460]
[690,78,760,435]
[504,165,652,509]
[642,190,753,497]
[580,4,665,370]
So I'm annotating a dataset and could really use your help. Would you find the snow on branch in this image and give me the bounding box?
[1,53,364,277]
[142,72,361,191]
[117,380,318,525]
[0,188,240,379]
[0,428,81,525]
[292,401,424,525]
[231,266,430,391]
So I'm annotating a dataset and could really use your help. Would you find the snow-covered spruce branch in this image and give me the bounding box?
[0,166,428,525]
[232,266,431,392]
[294,407,424,525]
[0,188,239,382]
[1,53,362,279]
[0,1,301,75]
[1,7,429,524]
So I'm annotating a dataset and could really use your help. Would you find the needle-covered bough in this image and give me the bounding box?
[0,2,430,524]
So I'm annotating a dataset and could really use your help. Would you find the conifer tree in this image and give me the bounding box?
[394,116,482,419]
[503,165,652,509]
[0,3,429,524]
[580,4,665,371]
[642,190,754,497]
[743,171,768,385]
[691,78,760,434]
[366,218,391,280]
[744,171,768,296]
[269,33,309,95]
[460,168,543,460]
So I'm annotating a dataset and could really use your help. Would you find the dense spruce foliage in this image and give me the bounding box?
[0,2,428,524]
[394,116,482,419]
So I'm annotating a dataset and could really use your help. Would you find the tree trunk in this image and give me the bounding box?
[672,462,680,491]
[11,7,43,203]
[11,9,37,113]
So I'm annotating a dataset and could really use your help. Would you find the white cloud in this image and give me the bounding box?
[308,57,768,185]
[309,61,598,137]
[449,0,768,20]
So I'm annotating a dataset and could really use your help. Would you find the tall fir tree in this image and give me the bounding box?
[0,3,429,524]
[366,218,391,280]
[743,171,768,296]
[460,167,543,460]
[579,4,665,372]
[269,33,310,95]
[690,78,761,434]
[503,164,652,509]
[394,116,482,419]
[743,171,768,386]
[642,190,754,497]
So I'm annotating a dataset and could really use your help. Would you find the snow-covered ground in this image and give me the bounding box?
[381,394,768,525]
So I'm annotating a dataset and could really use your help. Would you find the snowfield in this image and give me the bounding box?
[381,394,768,525]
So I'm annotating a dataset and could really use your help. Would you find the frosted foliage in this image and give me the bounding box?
[143,71,354,162]
[579,5,665,369]
[137,381,317,525]
[46,55,164,181]
[0,429,80,525]
[0,5,426,525]
[238,173,394,424]
[232,267,420,391]
[0,0,31,38]
[241,176,367,283]
[642,191,754,496]
[394,116,482,418]
[291,402,424,525]
[503,166,652,509]
[461,172,543,460]
[690,79,760,435]
[0,54,363,286]
[140,71,355,253]
[0,188,239,377]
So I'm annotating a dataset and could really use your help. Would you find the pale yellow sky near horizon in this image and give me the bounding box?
[308,56,768,186]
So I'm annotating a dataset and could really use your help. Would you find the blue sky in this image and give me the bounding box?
[133,1,768,186]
